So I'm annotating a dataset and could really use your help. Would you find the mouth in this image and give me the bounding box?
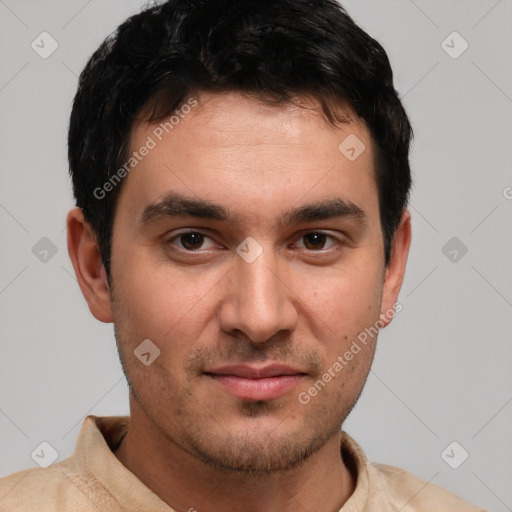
[204,364,307,401]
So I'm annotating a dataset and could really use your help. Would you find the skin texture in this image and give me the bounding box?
[67,92,411,511]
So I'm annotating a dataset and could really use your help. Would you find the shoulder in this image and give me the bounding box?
[0,416,138,511]
[0,458,110,511]
[368,461,487,511]
[340,432,486,511]
[1,462,65,510]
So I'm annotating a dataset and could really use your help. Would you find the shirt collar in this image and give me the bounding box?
[74,415,173,510]
[75,415,370,511]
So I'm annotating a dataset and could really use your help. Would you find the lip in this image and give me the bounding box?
[205,364,306,401]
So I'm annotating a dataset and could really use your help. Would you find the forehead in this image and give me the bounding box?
[119,92,379,225]
[136,92,369,152]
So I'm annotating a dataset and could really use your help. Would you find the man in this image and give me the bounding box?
[0,0,485,510]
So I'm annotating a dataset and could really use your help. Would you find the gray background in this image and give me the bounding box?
[1,0,511,509]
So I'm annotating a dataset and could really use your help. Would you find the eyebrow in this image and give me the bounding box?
[282,198,366,226]
[140,192,233,225]
[139,192,366,227]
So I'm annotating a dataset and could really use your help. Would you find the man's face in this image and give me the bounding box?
[107,92,402,472]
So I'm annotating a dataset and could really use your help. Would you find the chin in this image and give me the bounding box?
[178,406,342,475]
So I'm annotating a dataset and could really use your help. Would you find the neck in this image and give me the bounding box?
[114,401,356,512]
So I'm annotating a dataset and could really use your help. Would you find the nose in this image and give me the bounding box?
[219,248,299,343]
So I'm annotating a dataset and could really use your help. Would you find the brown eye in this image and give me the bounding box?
[303,232,328,250]
[165,230,219,254]
[179,232,206,250]
[179,233,204,251]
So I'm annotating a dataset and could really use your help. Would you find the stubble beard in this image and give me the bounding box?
[128,376,362,476]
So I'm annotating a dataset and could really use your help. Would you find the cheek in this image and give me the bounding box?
[297,259,383,339]
[111,254,223,348]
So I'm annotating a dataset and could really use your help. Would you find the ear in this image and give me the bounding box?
[379,210,412,327]
[66,207,113,323]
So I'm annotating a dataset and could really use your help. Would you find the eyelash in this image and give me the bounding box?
[164,229,342,253]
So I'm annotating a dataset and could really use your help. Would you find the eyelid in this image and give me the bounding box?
[165,229,219,251]
[292,230,345,250]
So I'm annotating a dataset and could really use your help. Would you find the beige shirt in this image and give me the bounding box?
[0,415,485,511]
